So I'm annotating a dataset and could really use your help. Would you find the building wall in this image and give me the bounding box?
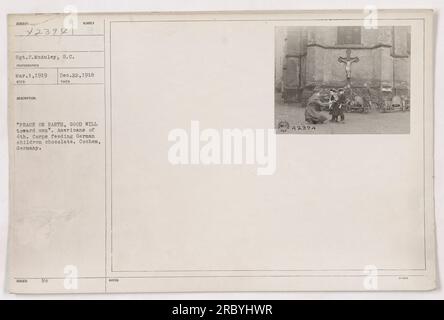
[278,26,411,100]
[275,27,287,90]
[305,46,392,88]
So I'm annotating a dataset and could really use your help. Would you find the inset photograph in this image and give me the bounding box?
[275,26,411,134]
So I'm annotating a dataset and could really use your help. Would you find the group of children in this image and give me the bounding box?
[304,88,348,125]
[328,88,346,123]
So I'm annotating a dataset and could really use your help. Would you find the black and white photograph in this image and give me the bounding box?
[0,3,442,301]
[275,26,411,134]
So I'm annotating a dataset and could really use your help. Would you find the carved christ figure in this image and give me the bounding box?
[338,49,359,80]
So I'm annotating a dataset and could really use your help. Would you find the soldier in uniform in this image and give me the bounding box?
[305,92,329,124]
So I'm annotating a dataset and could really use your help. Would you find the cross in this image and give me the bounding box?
[338,49,359,81]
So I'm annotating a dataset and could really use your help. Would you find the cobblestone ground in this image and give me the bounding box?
[275,97,410,134]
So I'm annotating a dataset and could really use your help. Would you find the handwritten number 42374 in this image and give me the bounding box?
[24,27,70,36]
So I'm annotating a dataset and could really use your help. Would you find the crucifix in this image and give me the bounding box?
[338,49,359,86]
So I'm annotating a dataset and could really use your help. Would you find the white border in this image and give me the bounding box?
[0,0,442,300]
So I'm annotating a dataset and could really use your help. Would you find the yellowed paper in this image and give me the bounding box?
[7,10,436,293]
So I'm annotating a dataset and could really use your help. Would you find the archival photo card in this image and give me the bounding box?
[275,26,411,134]
[7,10,435,293]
